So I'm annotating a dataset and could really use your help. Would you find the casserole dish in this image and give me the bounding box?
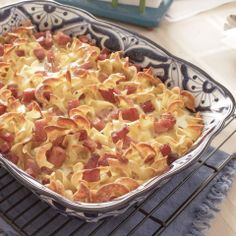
[0,0,234,222]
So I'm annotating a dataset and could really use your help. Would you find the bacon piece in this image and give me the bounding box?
[83,139,97,152]
[67,99,80,111]
[6,153,19,164]
[7,84,18,98]
[83,168,100,182]
[84,153,99,169]
[125,84,137,95]
[0,82,4,89]
[0,104,6,115]
[0,44,4,57]
[97,48,110,61]
[54,32,71,46]
[33,47,46,61]
[98,153,116,166]
[91,118,105,131]
[122,136,132,149]
[25,159,40,178]
[99,88,118,103]
[75,130,88,141]
[94,183,129,202]
[111,126,129,143]
[121,108,139,121]
[154,112,176,134]
[22,88,36,103]
[47,146,67,168]
[34,119,47,142]
[140,100,155,113]
[160,144,171,157]
[38,30,53,50]
[15,49,25,57]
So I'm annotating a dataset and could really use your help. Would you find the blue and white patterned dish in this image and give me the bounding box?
[0,0,235,222]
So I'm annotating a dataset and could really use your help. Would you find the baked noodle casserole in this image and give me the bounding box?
[0,25,204,203]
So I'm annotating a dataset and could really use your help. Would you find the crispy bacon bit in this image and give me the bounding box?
[33,47,46,61]
[22,88,36,103]
[67,99,80,111]
[25,159,40,178]
[0,104,6,115]
[34,119,47,142]
[83,139,97,152]
[160,144,171,157]
[83,168,100,182]
[7,84,18,98]
[54,31,71,46]
[97,48,110,61]
[75,130,88,141]
[38,30,53,50]
[111,126,129,143]
[91,118,105,131]
[0,82,4,89]
[6,153,19,164]
[121,108,139,121]
[84,153,99,169]
[141,100,155,113]
[125,85,137,95]
[15,49,25,57]
[0,44,4,57]
[167,153,179,165]
[154,112,176,134]
[47,146,67,168]
[99,88,118,104]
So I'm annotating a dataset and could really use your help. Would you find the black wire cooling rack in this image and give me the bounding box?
[0,115,235,236]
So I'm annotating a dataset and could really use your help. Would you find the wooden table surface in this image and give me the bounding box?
[0,1,236,235]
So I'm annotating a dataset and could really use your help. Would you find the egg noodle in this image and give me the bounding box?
[0,25,204,202]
